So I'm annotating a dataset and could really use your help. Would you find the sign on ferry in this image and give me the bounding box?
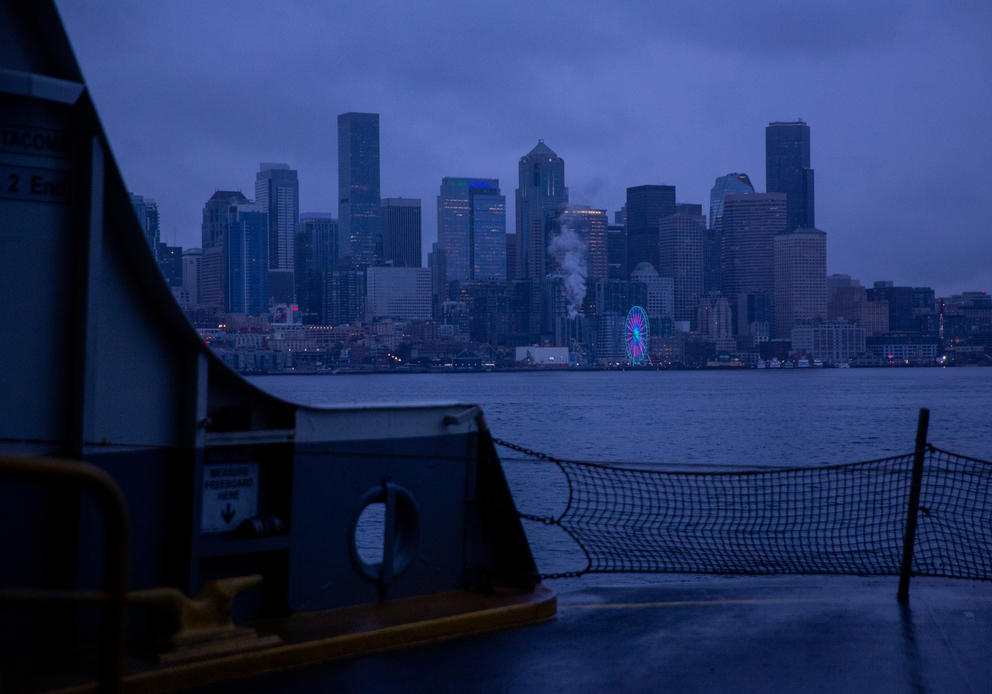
[201,462,259,533]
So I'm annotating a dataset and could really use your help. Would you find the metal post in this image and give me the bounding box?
[897,408,930,604]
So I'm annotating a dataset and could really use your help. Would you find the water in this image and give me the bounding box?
[250,369,992,466]
[249,369,992,578]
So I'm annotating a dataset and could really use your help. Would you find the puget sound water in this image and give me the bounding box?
[249,369,992,578]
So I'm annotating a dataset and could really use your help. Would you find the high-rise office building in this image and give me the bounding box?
[296,213,337,323]
[427,243,447,319]
[773,228,827,339]
[437,178,505,282]
[766,121,814,232]
[659,208,705,327]
[381,198,421,268]
[625,185,675,273]
[182,248,202,309]
[338,112,382,266]
[365,266,432,321]
[255,163,299,303]
[200,190,250,311]
[515,140,567,284]
[505,233,520,281]
[156,243,183,287]
[225,202,269,315]
[720,193,787,322]
[709,174,754,230]
[606,225,626,279]
[561,206,608,286]
[325,269,366,326]
[707,175,754,294]
[129,193,160,259]
[697,292,734,346]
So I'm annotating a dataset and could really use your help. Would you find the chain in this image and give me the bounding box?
[491,437,569,465]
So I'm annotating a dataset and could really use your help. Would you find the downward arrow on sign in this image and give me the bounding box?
[221,503,236,524]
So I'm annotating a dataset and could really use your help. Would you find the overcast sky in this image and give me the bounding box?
[56,1,991,296]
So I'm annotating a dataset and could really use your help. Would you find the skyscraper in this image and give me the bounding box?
[707,175,754,294]
[381,198,421,268]
[720,193,787,325]
[659,208,705,327]
[709,173,754,230]
[225,202,269,315]
[338,112,381,266]
[515,140,567,284]
[773,228,827,339]
[200,190,250,311]
[255,163,299,303]
[766,121,814,232]
[129,193,160,259]
[437,178,506,282]
[560,206,608,286]
[296,213,337,323]
[625,185,675,273]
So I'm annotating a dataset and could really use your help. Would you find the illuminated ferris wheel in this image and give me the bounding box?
[624,306,649,365]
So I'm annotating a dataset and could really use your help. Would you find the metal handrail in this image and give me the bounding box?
[0,455,129,693]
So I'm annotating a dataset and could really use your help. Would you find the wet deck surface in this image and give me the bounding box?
[191,575,992,693]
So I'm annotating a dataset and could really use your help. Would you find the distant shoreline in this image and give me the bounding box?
[243,363,978,377]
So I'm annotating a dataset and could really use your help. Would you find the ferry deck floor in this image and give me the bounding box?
[189,574,992,693]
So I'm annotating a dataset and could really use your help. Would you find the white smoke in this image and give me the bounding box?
[548,223,587,319]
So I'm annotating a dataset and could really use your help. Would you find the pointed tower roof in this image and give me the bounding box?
[526,139,557,157]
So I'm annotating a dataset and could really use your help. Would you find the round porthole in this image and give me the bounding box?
[349,482,420,585]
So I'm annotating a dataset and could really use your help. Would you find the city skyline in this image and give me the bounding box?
[56,1,992,296]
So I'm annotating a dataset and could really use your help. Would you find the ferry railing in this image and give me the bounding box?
[0,455,129,693]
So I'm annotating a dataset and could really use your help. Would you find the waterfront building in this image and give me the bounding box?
[865,333,940,362]
[460,281,511,345]
[365,266,432,321]
[338,112,382,266]
[296,213,337,324]
[791,320,866,364]
[696,292,735,351]
[659,208,705,327]
[381,198,421,268]
[766,121,814,232]
[255,163,299,303]
[594,312,627,364]
[438,178,506,282]
[625,184,675,273]
[594,278,648,317]
[720,192,787,327]
[129,193,160,259]
[773,228,827,339]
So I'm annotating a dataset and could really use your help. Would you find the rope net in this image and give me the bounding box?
[496,439,992,581]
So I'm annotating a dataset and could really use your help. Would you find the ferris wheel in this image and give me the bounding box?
[624,306,649,365]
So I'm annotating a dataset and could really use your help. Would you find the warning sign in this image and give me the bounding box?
[201,462,259,533]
